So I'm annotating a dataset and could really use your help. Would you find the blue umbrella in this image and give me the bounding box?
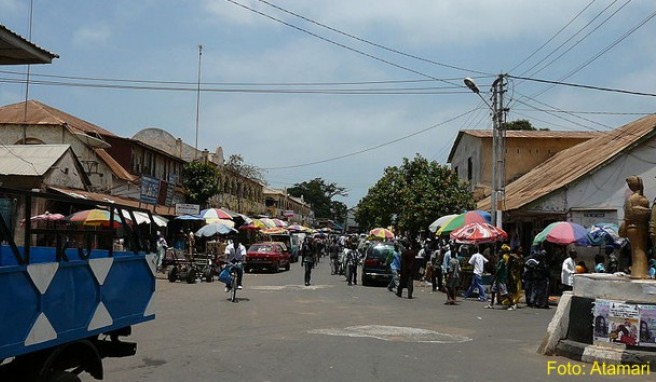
[587,223,623,248]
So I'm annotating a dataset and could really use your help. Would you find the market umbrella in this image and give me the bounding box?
[587,222,624,248]
[450,222,508,244]
[195,222,238,237]
[532,221,590,246]
[261,227,289,235]
[258,218,277,229]
[288,224,312,233]
[21,211,66,227]
[369,228,395,241]
[66,208,126,227]
[436,210,492,235]
[197,208,233,222]
[271,218,288,228]
[239,222,262,231]
[428,214,458,233]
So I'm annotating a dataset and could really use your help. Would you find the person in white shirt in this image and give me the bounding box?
[463,246,489,301]
[561,250,577,291]
[223,237,247,291]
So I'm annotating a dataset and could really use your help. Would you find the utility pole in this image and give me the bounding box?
[194,44,203,158]
[491,74,507,229]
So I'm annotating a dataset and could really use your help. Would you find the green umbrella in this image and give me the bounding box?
[436,210,492,236]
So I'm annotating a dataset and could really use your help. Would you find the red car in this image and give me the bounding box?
[245,242,291,273]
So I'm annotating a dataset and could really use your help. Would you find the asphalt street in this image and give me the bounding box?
[84,259,653,382]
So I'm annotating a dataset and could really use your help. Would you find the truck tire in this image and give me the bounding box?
[46,370,82,382]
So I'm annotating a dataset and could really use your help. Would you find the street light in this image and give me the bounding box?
[464,77,503,229]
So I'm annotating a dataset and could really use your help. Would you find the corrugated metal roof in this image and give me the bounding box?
[478,114,656,212]
[94,148,138,182]
[0,24,58,65]
[48,187,176,216]
[0,100,116,137]
[0,144,69,176]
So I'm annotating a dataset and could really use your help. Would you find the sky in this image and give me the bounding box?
[1,0,655,208]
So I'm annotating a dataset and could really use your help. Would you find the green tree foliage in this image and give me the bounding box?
[355,154,475,239]
[223,154,265,182]
[287,178,348,221]
[502,119,550,131]
[181,161,220,207]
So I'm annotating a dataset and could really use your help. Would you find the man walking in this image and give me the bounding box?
[345,244,359,286]
[561,249,577,291]
[301,237,315,286]
[387,243,401,292]
[396,240,415,299]
[463,245,488,302]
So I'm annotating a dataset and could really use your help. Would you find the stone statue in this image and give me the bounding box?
[619,176,649,278]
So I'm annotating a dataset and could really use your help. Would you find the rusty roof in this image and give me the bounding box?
[0,100,116,137]
[48,187,176,216]
[0,24,58,65]
[477,114,656,212]
[94,148,138,183]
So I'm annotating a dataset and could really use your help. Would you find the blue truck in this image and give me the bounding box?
[0,187,156,381]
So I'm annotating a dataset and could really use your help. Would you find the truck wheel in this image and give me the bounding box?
[46,370,82,382]
[186,268,197,284]
[167,267,178,282]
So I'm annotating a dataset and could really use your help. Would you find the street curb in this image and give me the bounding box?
[555,339,656,371]
[537,291,572,355]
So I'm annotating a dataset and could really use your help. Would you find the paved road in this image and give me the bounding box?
[85,259,653,382]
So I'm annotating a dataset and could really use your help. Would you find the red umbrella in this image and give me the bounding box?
[450,222,507,244]
[197,208,233,222]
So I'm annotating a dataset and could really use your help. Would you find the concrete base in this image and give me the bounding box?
[573,273,656,302]
[539,275,656,368]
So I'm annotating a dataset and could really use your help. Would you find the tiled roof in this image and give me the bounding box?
[477,114,656,212]
[0,100,116,137]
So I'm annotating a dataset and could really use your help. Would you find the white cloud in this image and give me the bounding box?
[72,24,113,46]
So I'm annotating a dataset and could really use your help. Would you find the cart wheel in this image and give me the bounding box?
[167,267,178,282]
[186,268,197,284]
[204,270,213,283]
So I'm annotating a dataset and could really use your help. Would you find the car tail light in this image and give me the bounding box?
[364,258,378,267]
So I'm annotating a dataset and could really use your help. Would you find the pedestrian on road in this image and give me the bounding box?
[345,244,360,286]
[462,245,488,301]
[445,250,461,305]
[488,245,512,310]
[155,231,167,273]
[386,243,401,292]
[301,237,315,286]
[396,239,415,299]
[523,249,539,307]
[561,249,577,291]
[532,250,551,309]
[429,245,443,292]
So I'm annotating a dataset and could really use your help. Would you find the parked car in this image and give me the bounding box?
[245,242,291,273]
[361,242,396,286]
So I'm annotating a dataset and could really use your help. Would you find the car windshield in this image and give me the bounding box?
[369,245,395,259]
[249,245,274,253]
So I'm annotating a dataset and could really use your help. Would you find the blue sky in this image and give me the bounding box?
[1,0,655,207]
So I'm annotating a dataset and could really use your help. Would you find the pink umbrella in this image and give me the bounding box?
[450,222,507,244]
[197,208,233,222]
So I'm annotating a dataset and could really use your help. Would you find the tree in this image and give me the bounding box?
[502,119,549,131]
[355,154,475,240]
[223,154,265,182]
[181,161,220,208]
[287,178,348,222]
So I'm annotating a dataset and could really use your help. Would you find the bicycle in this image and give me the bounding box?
[219,260,242,303]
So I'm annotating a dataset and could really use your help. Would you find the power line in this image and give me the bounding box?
[263,108,477,170]
[512,107,654,116]
[507,75,656,97]
[253,0,491,76]
[223,0,465,88]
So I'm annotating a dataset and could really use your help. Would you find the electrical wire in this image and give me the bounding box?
[507,75,656,97]
[263,107,478,170]
[253,0,491,76]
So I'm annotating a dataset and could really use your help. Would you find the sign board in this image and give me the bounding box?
[283,210,295,218]
[592,299,656,347]
[176,203,200,216]
[140,176,160,204]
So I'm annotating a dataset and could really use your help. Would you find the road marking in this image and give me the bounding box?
[249,285,333,290]
[309,325,472,343]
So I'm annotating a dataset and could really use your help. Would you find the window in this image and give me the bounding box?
[467,157,473,181]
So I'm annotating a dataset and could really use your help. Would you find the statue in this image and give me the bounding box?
[619,176,649,278]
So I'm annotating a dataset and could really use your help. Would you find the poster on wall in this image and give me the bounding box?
[638,304,656,347]
[608,301,640,346]
[592,299,612,342]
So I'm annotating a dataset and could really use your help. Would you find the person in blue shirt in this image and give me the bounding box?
[648,258,656,279]
[386,243,401,292]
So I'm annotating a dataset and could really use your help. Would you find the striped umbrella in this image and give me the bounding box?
[533,221,590,246]
[261,227,289,235]
[369,228,395,241]
[258,218,277,229]
[197,208,233,222]
[66,209,125,227]
[436,210,491,235]
[450,222,507,244]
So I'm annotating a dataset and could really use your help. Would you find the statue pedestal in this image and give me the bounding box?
[539,274,656,371]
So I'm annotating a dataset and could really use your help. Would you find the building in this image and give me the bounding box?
[262,186,312,225]
[476,114,656,250]
[448,130,598,200]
